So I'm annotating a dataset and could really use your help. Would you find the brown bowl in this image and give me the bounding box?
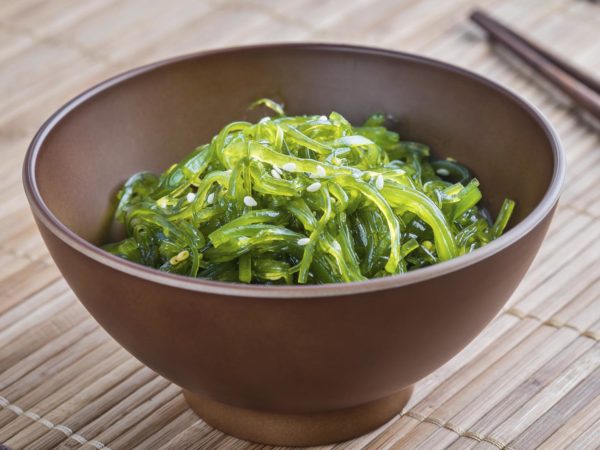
[23,44,564,446]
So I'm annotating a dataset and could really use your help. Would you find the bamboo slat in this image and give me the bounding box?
[57,376,173,448]
[127,409,199,450]
[104,392,191,450]
[508,364,600,449]
[23,367,158,449]
[4,359,144,448]
[1,0,599,449]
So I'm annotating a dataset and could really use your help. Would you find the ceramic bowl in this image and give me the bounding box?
[23,44,564,446]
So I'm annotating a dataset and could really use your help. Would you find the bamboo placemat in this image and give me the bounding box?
[1,0,599,449]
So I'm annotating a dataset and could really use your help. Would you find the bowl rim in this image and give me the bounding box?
[23,42,565,298]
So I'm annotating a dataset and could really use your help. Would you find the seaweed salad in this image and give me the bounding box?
[104,99,515,284]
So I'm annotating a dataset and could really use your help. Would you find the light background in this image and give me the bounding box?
[0,1,599,449]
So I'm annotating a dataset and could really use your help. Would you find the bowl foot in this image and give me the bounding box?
[182,385,413,446]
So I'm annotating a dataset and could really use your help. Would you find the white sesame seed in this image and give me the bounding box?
[307,182,322,193]
[157,197,169,208]
[271,169,282,179]
[186,193,196,202]
[244,195,258,207]
[311,115,330,125]
[297,237,310,246]
[282,162,297,172]
[314,165,326,177]
[206,192,215,204]
[436,168,450,176]
[375,174,384,190]
[352,170,363,179]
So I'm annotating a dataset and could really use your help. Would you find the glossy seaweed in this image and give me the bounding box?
[104,99,515,284]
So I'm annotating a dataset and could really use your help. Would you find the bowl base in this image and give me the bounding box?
[182,385,413,446]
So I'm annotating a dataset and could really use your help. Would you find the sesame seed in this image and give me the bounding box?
[312,115,330,124]
[271,169,282,179]
[436,168,450,176]
[375,174,384,190]
[206,193,215,204]
[307,182,321,192]
[282,162,297,172]
[186,193,196,202]
[297,237,310,246]
[169,250,189,265]
[157,197,169,208]
[273,165,283,174]
[244,195,258,207]
[314,165,326,177]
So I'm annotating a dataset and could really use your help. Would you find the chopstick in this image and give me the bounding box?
[470,9,600,122]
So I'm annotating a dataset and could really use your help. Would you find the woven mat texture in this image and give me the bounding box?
[0,0,599,449]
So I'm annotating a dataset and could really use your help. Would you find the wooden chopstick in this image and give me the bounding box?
[470,9,600,121]
[471,10,600,94]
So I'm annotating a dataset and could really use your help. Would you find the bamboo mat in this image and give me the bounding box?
[1,0,599,449]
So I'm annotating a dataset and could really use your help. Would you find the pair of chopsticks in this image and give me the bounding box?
[470,9,600,122]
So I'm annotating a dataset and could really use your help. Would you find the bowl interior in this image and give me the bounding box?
[32,45,555,249]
